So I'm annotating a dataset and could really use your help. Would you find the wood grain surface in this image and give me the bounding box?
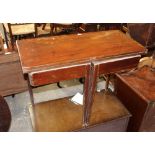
[17,30,146,73]
[31,91,130,132]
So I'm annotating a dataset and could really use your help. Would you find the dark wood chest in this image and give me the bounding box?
[115,66,155,131]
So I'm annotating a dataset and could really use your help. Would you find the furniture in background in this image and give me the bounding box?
[17,30,146,131]
[0,30,28,96]
[123,24,155,49]
[115,66,155,131]
[99,23,122,31]
[52,23,81,35]
[0,51,28,96]
[0,95,11,131]
[3,23,38,50]
[78,23,99,32]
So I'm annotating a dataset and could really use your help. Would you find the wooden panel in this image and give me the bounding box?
[0,53,28,96]
[116,67,155,103]
[30,91,130,132]
[115,75,148,131]
[0,52,19,64]
[140,102,155,131]
[17,30,146,73]
[98,55,141,75]
[78,117,129,132]
[115,66,155,131]
[29,64,88,87]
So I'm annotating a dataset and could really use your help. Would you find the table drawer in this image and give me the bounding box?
[97,55,141,74]
[29,64,89,87]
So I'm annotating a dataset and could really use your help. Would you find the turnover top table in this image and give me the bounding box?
[16,30,147,74]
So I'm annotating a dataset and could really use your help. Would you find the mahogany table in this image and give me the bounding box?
[17,30,147,131]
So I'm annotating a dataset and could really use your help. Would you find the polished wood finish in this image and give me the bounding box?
[96,55,141,75]
[0,95,11,131]
[27,62,91,127]
[30,91,130,132]
[85,54,141,125]
[17,30,146,74]
[115,66,155,131]
[0,52,28,96]
[29,64,88,87]
[17,30,146,131]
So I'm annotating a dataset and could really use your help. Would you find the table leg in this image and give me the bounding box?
[84,63,99,126]
[83,64,91,127]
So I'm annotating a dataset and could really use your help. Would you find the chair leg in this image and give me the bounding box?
[7,23,15,50]
[42,23,46,30]
[50,24,54,35]
[2,24,9,49]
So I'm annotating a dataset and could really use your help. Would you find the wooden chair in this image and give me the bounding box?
[52,23,81,35]
[99,23,122,31]
[3,23,38,50]
[0,95,11,131]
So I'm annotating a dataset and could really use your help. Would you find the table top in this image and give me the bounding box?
[17,30,146,74]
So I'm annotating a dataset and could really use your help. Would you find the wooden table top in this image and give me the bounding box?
[17,30,146,74]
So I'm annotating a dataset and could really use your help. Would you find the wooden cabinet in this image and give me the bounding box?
[0,52,28,96]
[115,66,155,131]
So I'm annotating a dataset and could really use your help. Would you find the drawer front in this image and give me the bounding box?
[98,55,141,75]
[29,64,89,87]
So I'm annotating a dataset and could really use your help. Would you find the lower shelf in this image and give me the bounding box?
[30,91,130,132]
